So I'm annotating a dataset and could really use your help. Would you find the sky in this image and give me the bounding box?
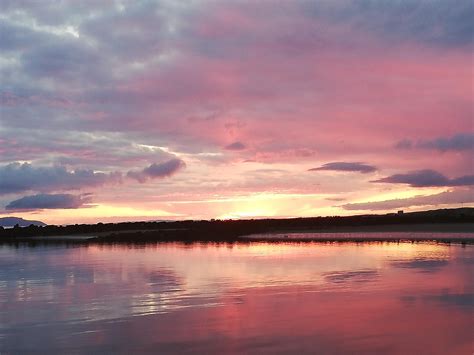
[0,0,473,225]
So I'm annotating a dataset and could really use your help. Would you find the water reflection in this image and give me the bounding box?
[0,239,472,354]
[322,269,379,284]
[390,258,449,272]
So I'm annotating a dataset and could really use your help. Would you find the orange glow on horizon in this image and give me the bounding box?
[1,187,468,225]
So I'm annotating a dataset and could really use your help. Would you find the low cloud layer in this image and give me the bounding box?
[127,159,186,183]
[6,193,92,210]
[342,189,474,211]
[0,159,186,199]
[309,162,377,174]
[373,170,474,187]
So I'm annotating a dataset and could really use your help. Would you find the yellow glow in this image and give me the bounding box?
[219,210,275,219]
[172,193,323,204]
[2,187,464,225]
[218,199,277,220]
[215,193,340,219]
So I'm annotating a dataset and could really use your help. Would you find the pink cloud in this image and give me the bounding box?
[1,1,472,222]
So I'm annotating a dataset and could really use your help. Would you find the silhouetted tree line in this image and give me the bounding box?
[1,208,472,242]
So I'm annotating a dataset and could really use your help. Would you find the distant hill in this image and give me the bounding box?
[406,207,474,217]
[0,217,47,227]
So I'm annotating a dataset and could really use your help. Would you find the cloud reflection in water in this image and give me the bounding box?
[0,240,472,354]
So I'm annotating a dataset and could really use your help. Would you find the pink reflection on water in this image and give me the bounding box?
[0,241,472,353]
[75,284,472,354]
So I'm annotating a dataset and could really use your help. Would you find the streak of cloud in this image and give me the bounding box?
[309,162,377,174]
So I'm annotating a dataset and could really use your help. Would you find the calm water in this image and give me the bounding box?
[0,237,473,354]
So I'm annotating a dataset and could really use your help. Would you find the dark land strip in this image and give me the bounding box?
[1,208,473,245]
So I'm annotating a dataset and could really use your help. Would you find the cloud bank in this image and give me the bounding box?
[373,170,474,187]
[6,193,92,210]
[0,159,186,193]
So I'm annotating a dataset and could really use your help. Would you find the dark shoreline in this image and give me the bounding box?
[1,225,473,246]
[1,207,473,245]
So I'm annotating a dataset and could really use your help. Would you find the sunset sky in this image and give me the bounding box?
[0,0,473,225]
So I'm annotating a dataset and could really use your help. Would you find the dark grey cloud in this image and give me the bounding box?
[5,193,92,210]
[302,0,474,48]
[0,159,187,197]
[225,141,246,151]
[418,133,474,151]
[0,20,47,52]
[0,0,107,27]
[0,128,175,170]
[0,163,121,195]
[373,170,474,187]
[342,189,474,211]
[79,1,173,62]
[127,159,186,183]
[396,133,474,152]
[22,39,105,83]
[309,162,376,174]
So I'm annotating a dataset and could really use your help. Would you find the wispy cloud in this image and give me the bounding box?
[309,162,376,174]
[342,189,474,211]
[395,133,474,152]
